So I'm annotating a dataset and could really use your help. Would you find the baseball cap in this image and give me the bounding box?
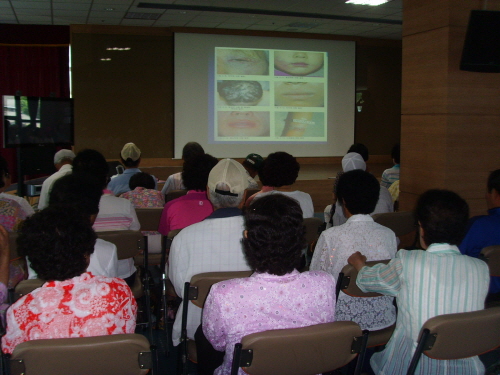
[54,149,75,164]
[207,158,249,196]
[244,153,264,171]
[121,143,141,161]
[342,152,366,172]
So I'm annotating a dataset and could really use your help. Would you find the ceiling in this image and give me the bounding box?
[0,0,402,39]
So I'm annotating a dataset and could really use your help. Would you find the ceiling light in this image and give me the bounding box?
[105,8,114,11]
[100,58,111,61]
[346,0,390,5]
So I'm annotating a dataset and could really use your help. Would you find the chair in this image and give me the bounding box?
[8,333,152,375]
[230,321,368,375]
[13,278,45,301]
[165,189,187,203]
[406,307,500,375]
[304,217,323,254]
[479,245,500,308]
[372,211,418,249]
[337,260,395,348]
[8,231,18,261]
[134,207,165,267]
[180,271,253,375]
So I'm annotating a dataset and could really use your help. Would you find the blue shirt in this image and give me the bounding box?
[459,207,500,293]
[107,168,157,196]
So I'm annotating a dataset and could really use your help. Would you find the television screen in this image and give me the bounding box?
[3,95,74,147]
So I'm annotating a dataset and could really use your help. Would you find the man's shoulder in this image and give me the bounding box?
[178,214,244,235]
[95,238,117,251]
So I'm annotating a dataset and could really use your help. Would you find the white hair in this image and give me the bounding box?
[208,182,244,209]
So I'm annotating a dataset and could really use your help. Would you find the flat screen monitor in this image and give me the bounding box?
[2,95,74,147]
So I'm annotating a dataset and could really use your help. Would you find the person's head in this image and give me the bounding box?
[274,82,324,107]
[120,142,141,168]
[182,153,218,191]
[72,149,109,188]
[415,189,469,248]
[391,143,400,164]
[486,169,500,209]
[274,51,324,76]
[242,153,264,178]
[259,152,300,187]
[0,155,10,191]
[218,81,263,106]
[53,149,75,170]
[17,206,96,281]
[243,194,305,275]
[341,152,366,172]
[217,111,270,137]
[182,142,205,162]
[217,49,269,75]
[347,143,369,162]
[337,170,380,215]
[49,173,103,221]
[129,172,156,190]
[207,158,249,209]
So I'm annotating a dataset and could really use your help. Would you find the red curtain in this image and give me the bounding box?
[0,45,70,182]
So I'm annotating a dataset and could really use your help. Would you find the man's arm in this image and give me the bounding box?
[168,235,188,297]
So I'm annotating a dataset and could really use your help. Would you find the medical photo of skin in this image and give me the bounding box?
[275,112,325,137]
[274,51,325,77]
[274,81,325,107]
[216,49,269,76]
[217,111,270,137]
[217,81,270,106]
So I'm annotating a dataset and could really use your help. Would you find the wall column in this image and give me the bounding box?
[400,0,500,216]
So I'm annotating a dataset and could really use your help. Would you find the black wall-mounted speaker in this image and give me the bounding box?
[460,10,500,73]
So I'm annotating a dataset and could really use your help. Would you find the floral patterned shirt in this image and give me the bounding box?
[120,187,165,237]
[203,270,336,375]
[2,272,137,354]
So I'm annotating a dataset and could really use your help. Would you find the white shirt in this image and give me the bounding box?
[28,238,118,279]
[93,194,140,279]
[310,214,397,330]
[0,193,34,217]
[161,172,184,195]
[254,190,314,218]
[37,164,73,210]
[168,213,251,346]
[332,185,393,227]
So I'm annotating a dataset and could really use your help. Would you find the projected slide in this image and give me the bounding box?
[213,48,327,142]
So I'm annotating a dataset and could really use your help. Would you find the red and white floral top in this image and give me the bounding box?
[1,272,137,354]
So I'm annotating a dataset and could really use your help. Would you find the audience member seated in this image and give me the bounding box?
[168,158,251,347]
[381,143,400,189]
[250,151,314,218]
[349,189,490,375]
[37,149,75,210]
[161,142,205,195]
[311,169,397,330]
[0,155,34,288]
[73,149,139,287]
[460,169,500,299]
[26,173,119,279]
[107,142,156,196]
[241,153,263,189]
[121,172,165,253]
[158,153,217,236]
[329,152,393,227]
[0,225,9,328]
[1,206,137,354]
[199,194,336,375]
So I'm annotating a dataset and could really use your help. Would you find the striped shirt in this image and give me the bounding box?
[380,164,400,188]
[357,244,489,375]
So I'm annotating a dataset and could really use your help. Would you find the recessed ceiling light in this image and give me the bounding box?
[100,58,111,61]
[179,11,187,14]
[346,0,390,5]
[105,8,114,11]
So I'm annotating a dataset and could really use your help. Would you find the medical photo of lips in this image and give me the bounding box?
[217,111,270,137]
[274,51,324,77]
[216,49,269,75]
[274,82,325,107]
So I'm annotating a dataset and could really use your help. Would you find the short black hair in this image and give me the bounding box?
[49,173,103,217]
[72,149,109,188]
[18,206,96,281]
[337,170,380,215]
[129,172,155,190]
[121,156,140,168]
[243,194,305,276]
[347,143,369,162]
[487,169,500,194]
[182,153,218,191]
[391,143,401,164]
[415,189,469,246]
[258,152,299,187]
[0,155,9,189]
[182,142,205,162]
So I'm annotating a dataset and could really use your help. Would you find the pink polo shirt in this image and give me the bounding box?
[158,190,213,236]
